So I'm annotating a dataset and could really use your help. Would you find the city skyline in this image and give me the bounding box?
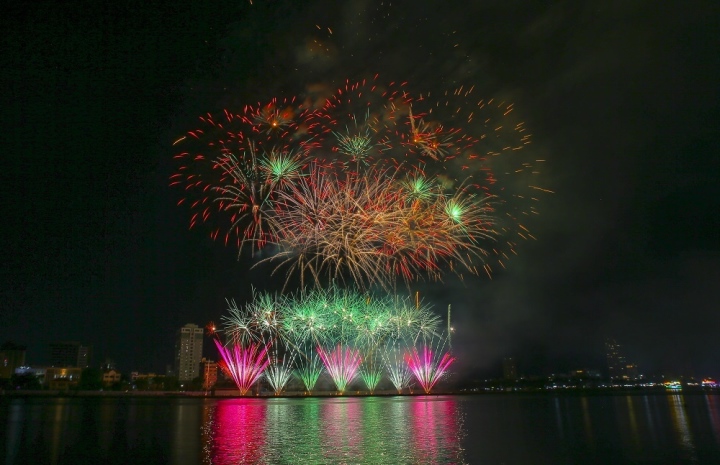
[2,0,718,377]
[2,332,715,384]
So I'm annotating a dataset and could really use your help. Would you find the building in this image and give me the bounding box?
[605,338,638,381]
[131,372,177,390]
[175,324,204,382]
[0,342,27,379]
[200,358,218,390]
[503,357,518,380]
[49,342,92,368]
[605,338,626,380]
[45,367,82,390]
[102,369,122,387]
[101,358,117,371]
[14,366,46,383]
[77,345,91,368]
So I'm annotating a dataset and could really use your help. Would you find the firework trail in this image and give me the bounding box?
[408,86,547,274]
[263,164,497,290]
[222,289,286,346]
[263,165,406,289]
[222,286,442,353]
[170,98,318,255]
[265,352,295,395]
[383,345,414,394]
[359,365,383,394]
[176,78,550,396]
[404,340,455,394]
[317,344,362,394]
[214,339,270,395]
[173,77,546,287]
[215,287,457,394]
[293,350,324,392]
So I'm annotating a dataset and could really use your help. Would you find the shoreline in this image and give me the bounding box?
[2,387,718,399]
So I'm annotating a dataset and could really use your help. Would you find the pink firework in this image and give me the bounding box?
[404,346,455,394]
[215,339,270,395]
[317,345,362,394]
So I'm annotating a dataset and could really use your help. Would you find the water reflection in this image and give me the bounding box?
[49,399,67,463]
[208,399,267,464]
[205,396,465,464]
[669,394,698,462]
[3,394,720,464]
[411,397,463,463]
[625,396,640,450]
[553,397,564,440]
[707,395,720,445]
[170,400,205,464]
[5,400,24,465]
[580,396,594,448]
[320,398,364,461]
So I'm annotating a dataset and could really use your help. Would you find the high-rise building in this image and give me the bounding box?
[0,342,27,379]
[199,358,218,390]
[49,342,92,368]
[605,338,638,380]
[503,357,518,380]
[175,324,204,382]
[77,345,92,368]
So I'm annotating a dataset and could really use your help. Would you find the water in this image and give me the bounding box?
[2,393,720,464]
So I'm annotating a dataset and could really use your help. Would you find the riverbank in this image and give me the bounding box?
[2,386,718,398]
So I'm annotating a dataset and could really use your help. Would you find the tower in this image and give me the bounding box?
[605,338,627,380]
[503,357,518,380]
[175,324,204,382]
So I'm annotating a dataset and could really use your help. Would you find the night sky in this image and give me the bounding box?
[3,0,718,379]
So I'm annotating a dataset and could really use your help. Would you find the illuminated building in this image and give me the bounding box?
[605,338,639,381]
[77,345,91,368]
[45,367,82,390]
[0,342,26,379]
[502,357,518,380]
[702,378,718,388]
[605,338,626,380]
[625,363,639,380]
[49,342,92,368]
[200,357,218,390]
[102,369,122,387]
[175,324,204,382]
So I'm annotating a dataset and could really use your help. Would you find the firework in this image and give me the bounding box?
[408,87,546,274]
[294,350,324,392]
[216,287,456,395]
[308,77,410,169]
[222,286,442,352]
[317,345,362,394]
[260,164,498,289]
[385,297,441,344]
[359,366,383,394]
[404,342,455,394]
[331,109,377,165]
[261,165,405,289]
[222,290,286,346]
[265,353,295,395]
[383,346,414,394]
[171,99,317,255]
[174,78,546,286]
[214,339,270,395]
[173,78,552,399]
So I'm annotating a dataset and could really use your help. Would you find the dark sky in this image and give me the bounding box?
[2,0,718,379]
